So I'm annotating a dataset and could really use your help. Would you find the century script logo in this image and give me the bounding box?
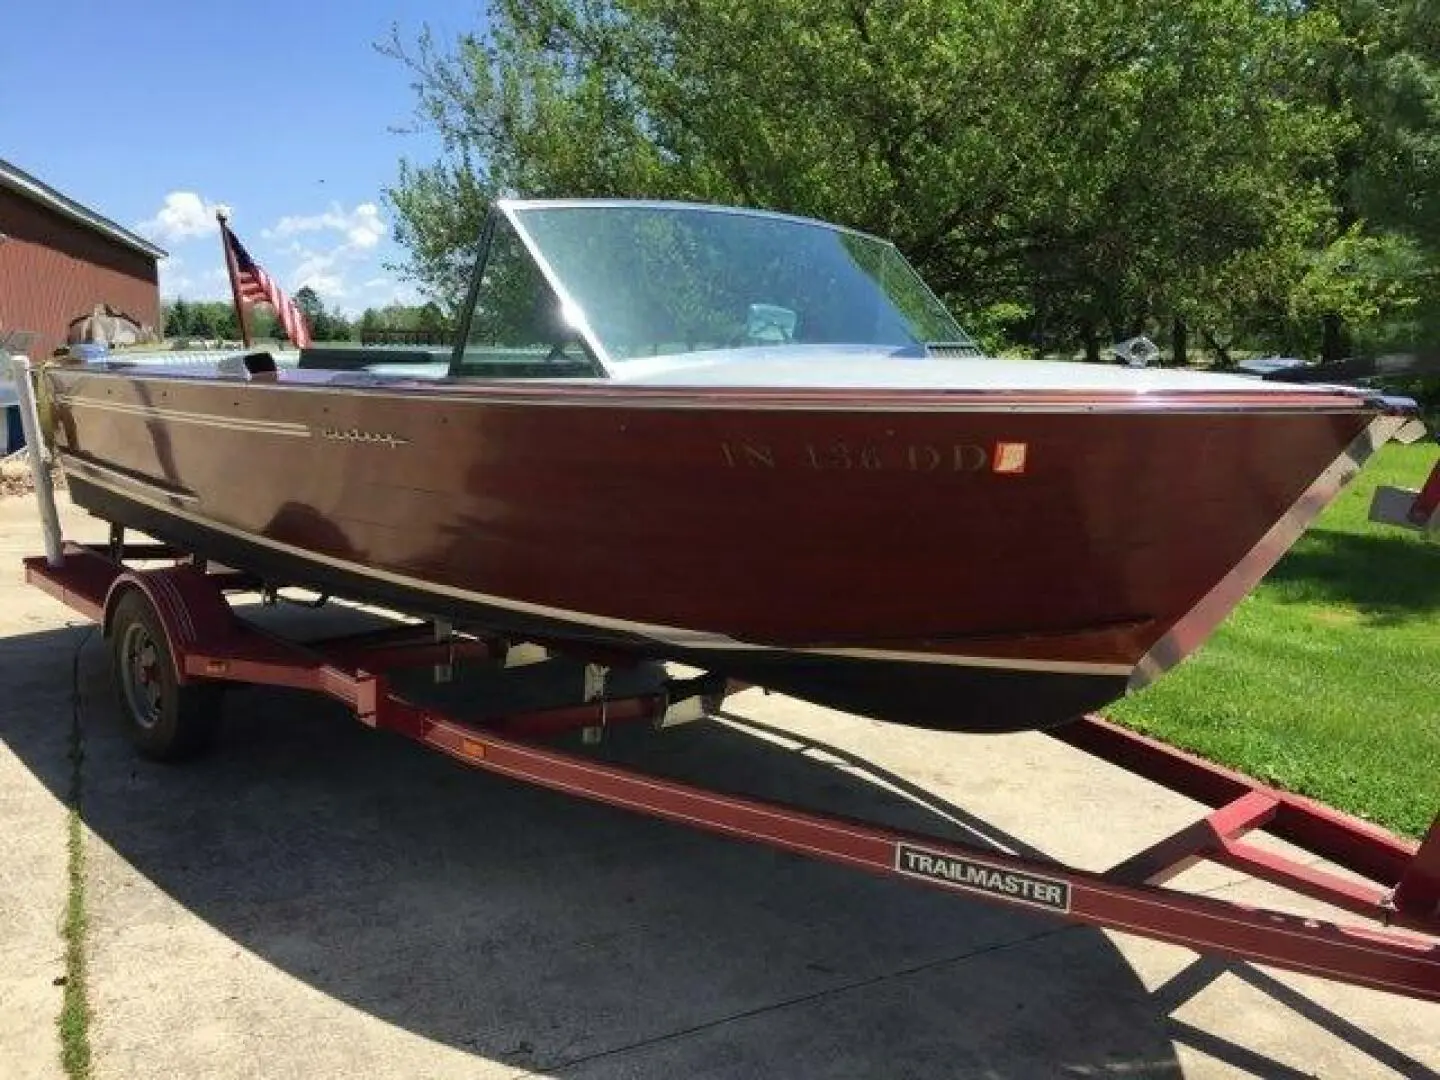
[318,426,410,448]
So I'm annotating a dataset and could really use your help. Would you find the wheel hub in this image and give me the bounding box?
[120,623,164,729]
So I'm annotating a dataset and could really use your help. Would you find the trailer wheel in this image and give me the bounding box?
[109,590,222,761]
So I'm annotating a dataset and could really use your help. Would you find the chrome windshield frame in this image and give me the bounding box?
[491,198,970,376]
[491,199,612,373]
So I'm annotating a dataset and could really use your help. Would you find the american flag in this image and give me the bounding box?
[221,221,312,348]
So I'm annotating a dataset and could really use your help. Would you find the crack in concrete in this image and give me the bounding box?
[58,626,94,1080]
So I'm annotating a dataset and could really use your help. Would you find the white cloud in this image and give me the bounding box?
[290,246,346,297]
[158,257,233,302]
[156,197,409,314]
[265,202,387,249]
[137,192,231,245]
[291,247,334,279]
[255,201,395,307]
[158,255,187,296]
[355,276,421,310]
[159,271,192,299]
[299,273,348,298]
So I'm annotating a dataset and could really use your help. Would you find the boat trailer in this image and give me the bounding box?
[10,356,1440,1005]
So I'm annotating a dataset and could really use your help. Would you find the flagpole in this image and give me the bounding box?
[217,210,253,348]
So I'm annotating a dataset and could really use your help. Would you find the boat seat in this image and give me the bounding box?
[241,351,278,381]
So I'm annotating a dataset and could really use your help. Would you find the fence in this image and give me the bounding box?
[359,328,453,347]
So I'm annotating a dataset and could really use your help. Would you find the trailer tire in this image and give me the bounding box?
[109,590,222,761]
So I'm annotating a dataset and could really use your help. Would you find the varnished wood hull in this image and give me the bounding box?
[47,367,1390,732]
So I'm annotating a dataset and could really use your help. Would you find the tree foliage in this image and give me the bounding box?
[385,0,1438,361]
[162,299,240,341]
[293,286,355,342]
[1326,0,1440,349]
[161,293,452,346]
[1337,0,1440,247]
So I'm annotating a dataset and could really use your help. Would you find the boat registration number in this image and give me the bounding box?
[894,842,1071,913]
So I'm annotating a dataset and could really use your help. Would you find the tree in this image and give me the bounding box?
[381,302,421,330]
[1332,1,1440,249]
[415,300,448,338]
[287,286,359,341]
[250,307,280,342]
[1323,0,1440,352]
[358,307,385,340]
[213,304,239,342]
[294,286,328,341]
[164,299,191,338]
[189,305,215,339]
[384,0,1352,359]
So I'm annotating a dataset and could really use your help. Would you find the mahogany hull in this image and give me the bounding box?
[46,367,1387,732]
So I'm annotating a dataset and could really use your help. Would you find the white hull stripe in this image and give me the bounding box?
[57,395,311,437]
[62,456,1134,679]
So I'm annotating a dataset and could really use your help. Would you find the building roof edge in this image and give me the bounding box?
[0,158,168,260]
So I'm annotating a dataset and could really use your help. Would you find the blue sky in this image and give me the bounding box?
[0,0,483,313]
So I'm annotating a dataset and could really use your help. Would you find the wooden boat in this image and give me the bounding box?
[42,200,1412,731]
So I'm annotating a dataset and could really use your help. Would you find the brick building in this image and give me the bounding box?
[0,157,165,360]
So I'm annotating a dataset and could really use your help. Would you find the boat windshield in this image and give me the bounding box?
[504,203,976,367]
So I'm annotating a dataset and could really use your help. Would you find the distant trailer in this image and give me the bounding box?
[357,328,452,347]
[1371,447,1440,540]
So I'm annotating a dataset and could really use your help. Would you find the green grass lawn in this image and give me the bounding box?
[1106,441,1440,838]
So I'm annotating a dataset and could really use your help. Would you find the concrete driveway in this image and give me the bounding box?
[2,492,1437,1078]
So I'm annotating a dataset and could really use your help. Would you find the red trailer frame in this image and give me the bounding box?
[23,540,1440,1003]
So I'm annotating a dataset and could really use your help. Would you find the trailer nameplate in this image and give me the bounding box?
[894,842,1071,913]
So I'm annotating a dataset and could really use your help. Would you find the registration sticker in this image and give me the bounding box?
[992,441,1029,475]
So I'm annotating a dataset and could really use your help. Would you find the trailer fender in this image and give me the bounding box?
[102,566,237,685]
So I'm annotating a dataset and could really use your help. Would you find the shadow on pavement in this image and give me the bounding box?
[1,607,1425,1078]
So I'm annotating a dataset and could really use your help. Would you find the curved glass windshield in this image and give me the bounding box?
[507,203,975,365]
